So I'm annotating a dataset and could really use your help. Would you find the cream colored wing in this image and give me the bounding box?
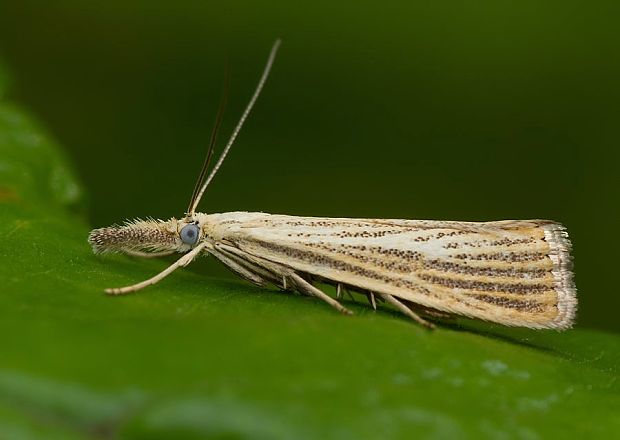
[210,213,576,329]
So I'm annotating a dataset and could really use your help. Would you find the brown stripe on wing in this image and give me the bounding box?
[422,259,549,279]
[416,273,554,295]
[248,239,557,316]
[451,252,548,262]
[283,226,477,240]
[236,238,433,295]
[300,241,551,281]
[468,294,547,312]
[301,242,422,273]
[443,237,536,250]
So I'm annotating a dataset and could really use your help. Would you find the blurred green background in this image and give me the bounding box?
[0,0,617,336]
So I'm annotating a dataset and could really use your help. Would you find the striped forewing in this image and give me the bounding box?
[213,213,576,329]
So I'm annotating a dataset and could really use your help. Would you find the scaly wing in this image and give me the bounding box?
[215,213,576,329]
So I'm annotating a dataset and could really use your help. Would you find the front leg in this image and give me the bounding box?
[106,242,210,295]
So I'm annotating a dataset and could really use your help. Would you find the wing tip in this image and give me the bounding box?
[541,222,577,330]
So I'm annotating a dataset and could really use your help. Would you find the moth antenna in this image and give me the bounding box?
[186,63,230,216]
[188,39,281,216]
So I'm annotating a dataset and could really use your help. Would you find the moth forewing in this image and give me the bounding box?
[203,213,576,329]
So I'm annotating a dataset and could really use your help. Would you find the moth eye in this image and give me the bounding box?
[180,223,200,245]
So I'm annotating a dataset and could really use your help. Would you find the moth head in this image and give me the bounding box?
[88,217,205,255]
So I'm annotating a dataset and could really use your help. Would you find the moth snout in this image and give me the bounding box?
[88,219,179,254]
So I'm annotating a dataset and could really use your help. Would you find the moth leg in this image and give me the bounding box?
[106,242,209,295]
[289,273,353,315]
[209,249,267,287]
[408,303,456,320]
[367,291,377,310]
[344,287,356,302]
[215,242,336,303]
[216,242,300,293]
[377,292,435,329]
[336,283,356,302]
[123,249,176,258]
[215,243,284,287]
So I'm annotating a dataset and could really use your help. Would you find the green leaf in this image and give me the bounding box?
[0,74,618,439]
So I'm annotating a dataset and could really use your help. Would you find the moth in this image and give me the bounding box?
[89,40,577,330]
